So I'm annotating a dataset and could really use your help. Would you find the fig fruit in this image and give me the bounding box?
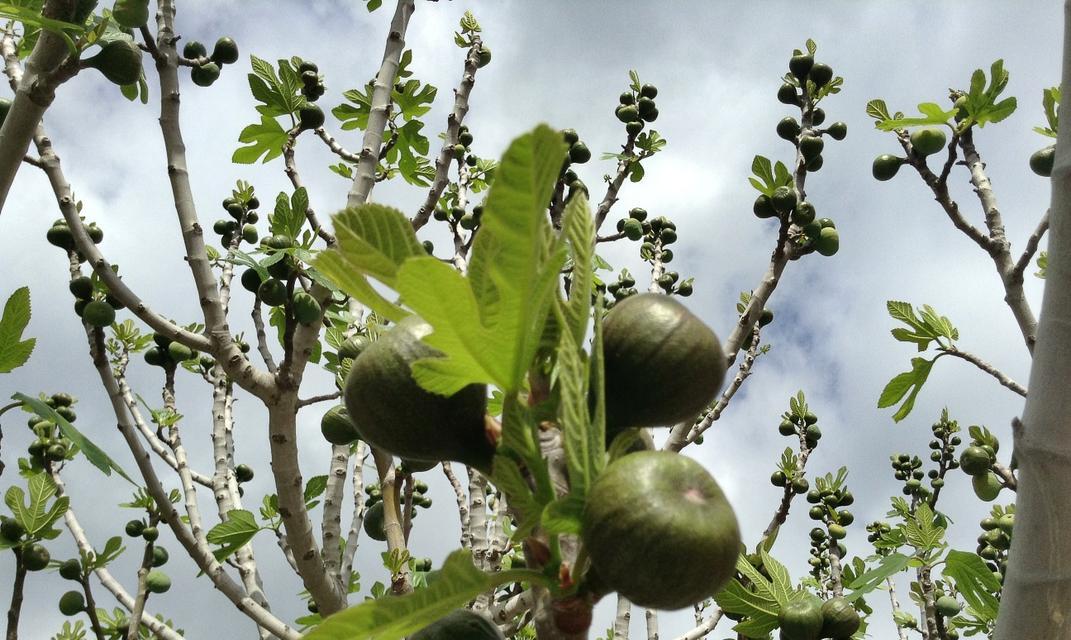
[582,451,740,610]
[343,317,492,471]
[84,39,142,86]
[410,609,504,640]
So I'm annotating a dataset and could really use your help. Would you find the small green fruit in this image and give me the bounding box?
[820,596,860,638]
[826,121,847,140]
[622,218,643,241]
[321,405,361,446]
[569,142,591,164]
[771,186,797,214]
[152,546,169,567]
[299,104,326,131]
[47,224,76,250]
[872,154,902,181]
[292,291,322,326]
[211,37,239,65]
[776,116,801,141]
[363,501,387,541]
[337,335,370,360]
[58,590,85,616]
[84,39,143,86]
[808,63,833,87]
[0,518,25,542]
[1030,145,1056,177]
[111,0,149,28]
[145,570,171,593]
[814,227,839,257]
[124,520,145,537]
[754,194,777,219]
[240,268,263,294]
[235,464,254,483]
[972,472,1002,502]
[141,526,159,542]
[182,41,207,59]
[83,300,116,327]
[190,62,221,87]
[258,278,288,307]
[789,53,814,79]
[23,543,51,571]
[58,559,82,580]
[960,446,993,476]
[167,341,194,362]
[910,127,947,157]
[799,136,824,160]
[69,276,93,300]
[777,82,799,105]
[935,595,961,617]
[778,593,823,640]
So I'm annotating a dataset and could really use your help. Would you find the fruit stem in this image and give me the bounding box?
[80,568,107,640]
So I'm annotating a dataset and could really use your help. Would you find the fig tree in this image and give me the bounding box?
[410,609,504,640]
[602,294,726,434]
[343,316,493,471]
[582,451,740,610]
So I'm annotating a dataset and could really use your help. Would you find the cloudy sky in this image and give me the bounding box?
[0,1,1062,638]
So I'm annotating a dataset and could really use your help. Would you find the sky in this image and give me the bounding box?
[0,1,1063,638]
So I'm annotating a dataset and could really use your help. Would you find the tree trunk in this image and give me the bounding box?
[993,2,1071,636]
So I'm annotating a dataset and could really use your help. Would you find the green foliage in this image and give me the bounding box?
[15,393,135,483]
[714,550,794,637]
[303,550,543,640]
[944,550,1000,621]
[0,286,35,373]
[879,302,960,421]
[843,553,910,602]
[959,59,1017,127]
[206,509,263,562]
[1034,87,1060,138]
[2,472,68,544]
[748,155,793,197]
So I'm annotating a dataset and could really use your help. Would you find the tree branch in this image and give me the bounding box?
[347,0,415,207]
[0,1,78,215]
[938,347,1027,397]
[412,35,482,230]
[1012,209,1050,282]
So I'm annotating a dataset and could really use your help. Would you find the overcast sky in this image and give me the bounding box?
[0,1,1062,639]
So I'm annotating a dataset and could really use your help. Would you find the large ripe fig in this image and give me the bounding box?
[581,451,740,610]
[602,294,725,434]
[819,596,860,638]
[410,609,504,640]
[778,593,824,640]
[343,316,492,471]
[84,39,143,86]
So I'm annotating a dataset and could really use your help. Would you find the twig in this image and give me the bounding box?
[886,576,910,640]
[413,35,482,230]
[283,130,336,245]
[664,326,763,452]
[297,391,341,408]
[958,129,1038,353]
[1011,209,1050,282]
[315,128,360,162]
[645,609,659,640]
[993,461,1018,491]
[347,0,416,207]
[938,347,1027,397]
[251,300,278,374]
[125,528,156,640]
